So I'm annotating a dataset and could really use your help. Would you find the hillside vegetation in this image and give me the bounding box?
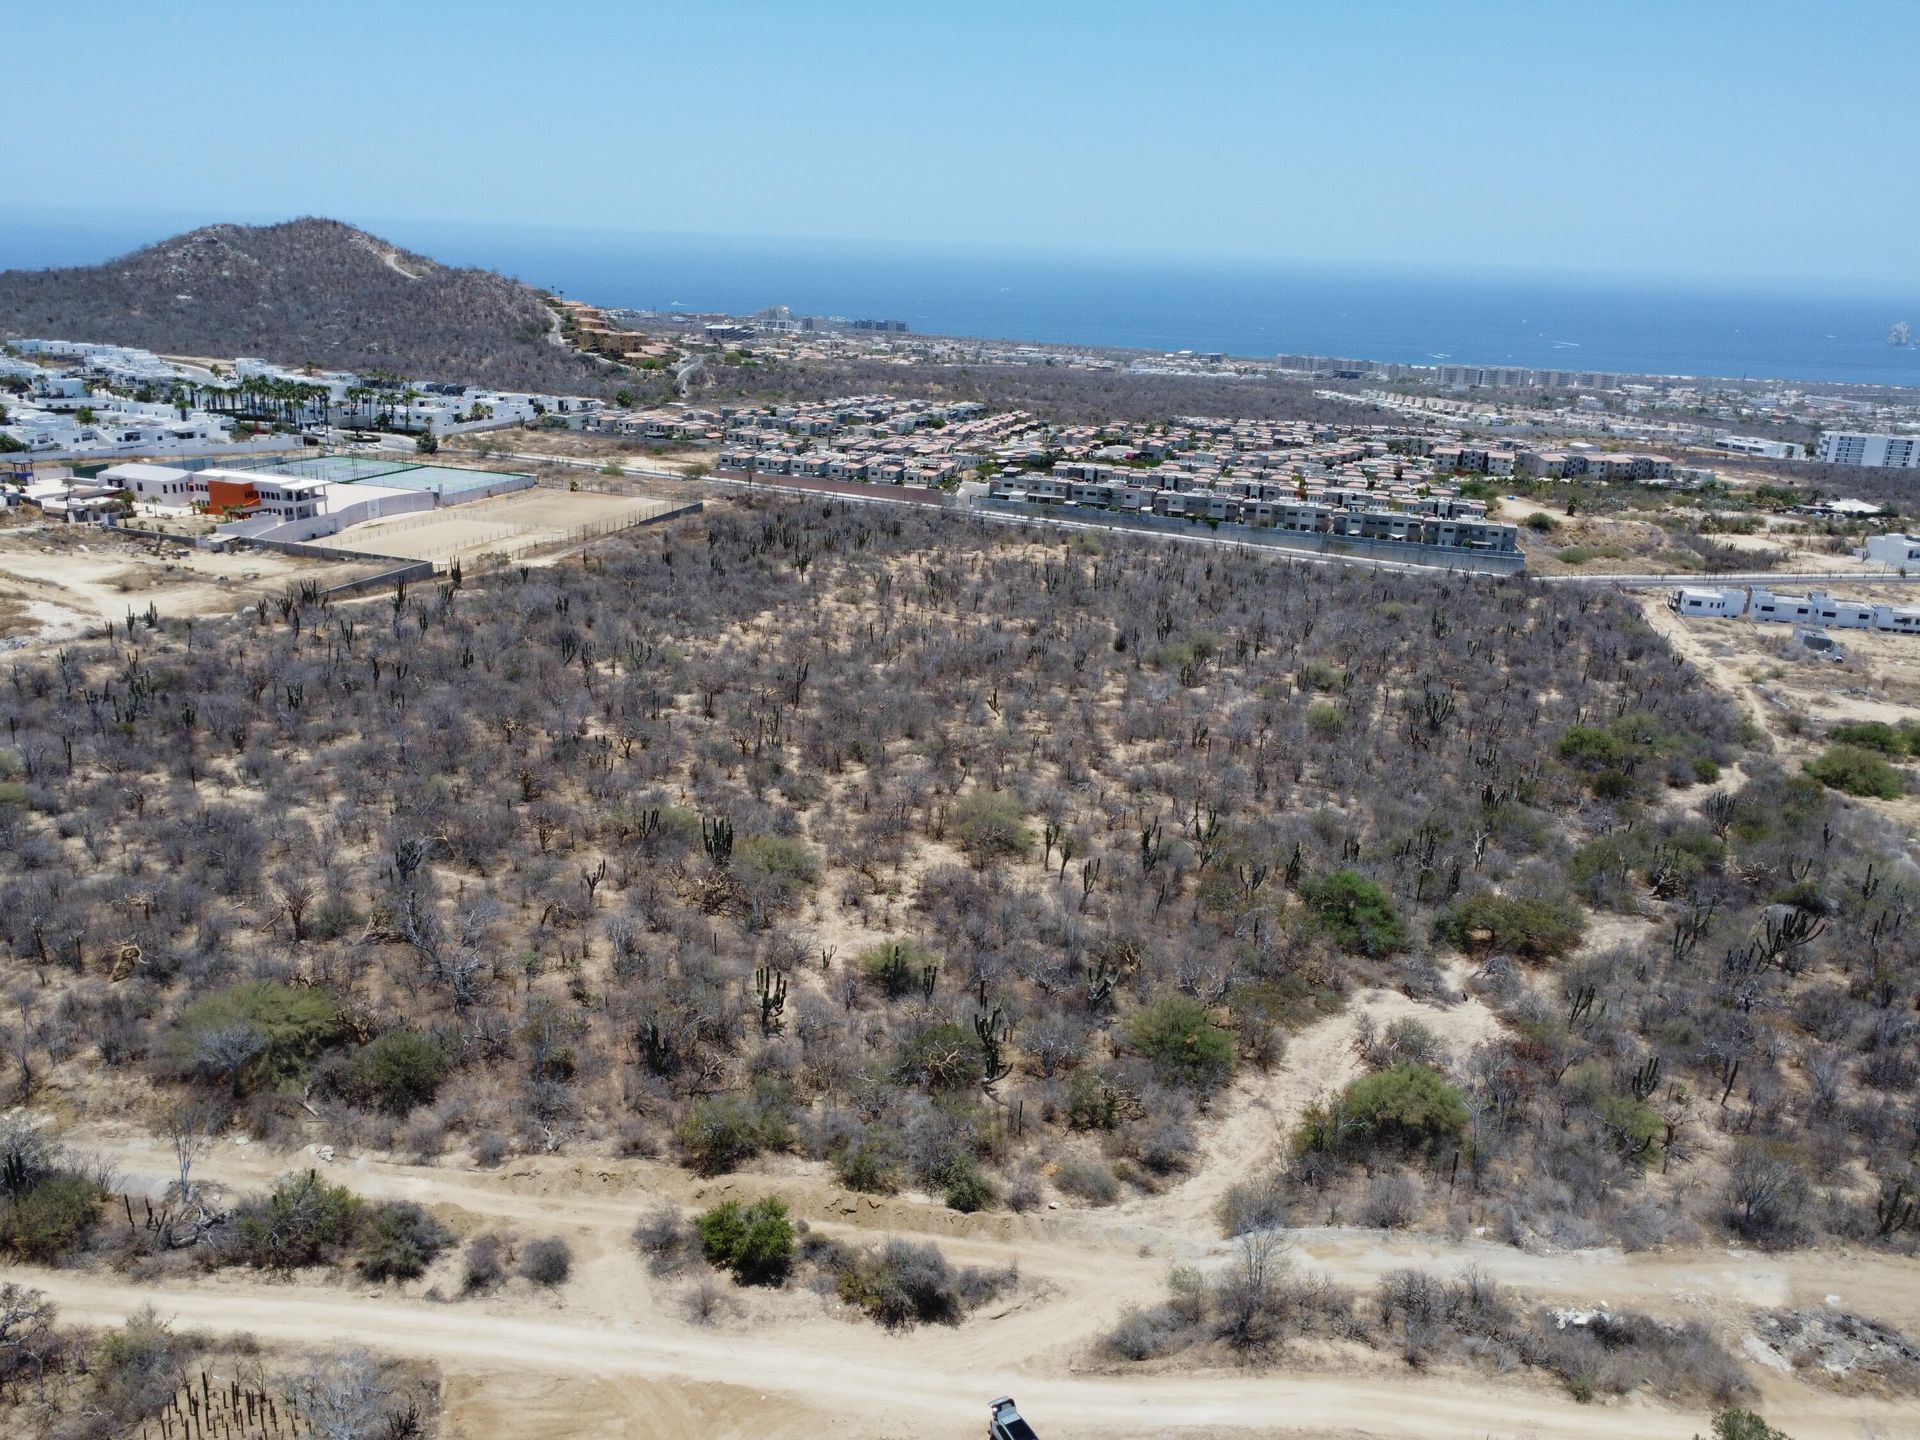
[0,500,1914,1276]
[0,218,601,393]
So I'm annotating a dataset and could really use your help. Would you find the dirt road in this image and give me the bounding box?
[35,1042,1920,1440]
[22,1266,1915,1440]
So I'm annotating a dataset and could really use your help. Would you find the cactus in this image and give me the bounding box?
[756,965,788,1037]
[1086,956,1116,1011]
[702,815,734,866]
[1139,817,1164,875]
[1567,982,1598,1024]
[876,944,909,998]
[1876,1177,1917,1237]
[975,1006,1013,1088]
[1630,1054,1661,1102]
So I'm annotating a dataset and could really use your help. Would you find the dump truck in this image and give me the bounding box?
[989,1396,1039,1440]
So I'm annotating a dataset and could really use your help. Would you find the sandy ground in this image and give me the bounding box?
[1515,498,1882,579]
[0,526,372,645]
[321,488,679,564]
[1639,591,1920,737]
[1110,974,1505,1251]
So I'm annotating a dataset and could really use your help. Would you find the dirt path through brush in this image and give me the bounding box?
[40,1115,1920,1440]
[20,1265,1918,1440]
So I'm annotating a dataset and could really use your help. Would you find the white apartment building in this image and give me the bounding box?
[1817,431,1920,468]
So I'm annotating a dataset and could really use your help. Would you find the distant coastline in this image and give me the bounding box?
[6,215,1920,390]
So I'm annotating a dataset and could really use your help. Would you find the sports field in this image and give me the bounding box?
[321,487,681,564]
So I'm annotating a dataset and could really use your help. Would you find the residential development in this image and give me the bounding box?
[1,338,602,462]
[1669,583,1920,634]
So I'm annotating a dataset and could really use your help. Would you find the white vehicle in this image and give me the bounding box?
[989,1396,1038,1440]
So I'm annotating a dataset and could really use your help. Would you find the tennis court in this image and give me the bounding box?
[229,455,533,496]
[231,454,421,483]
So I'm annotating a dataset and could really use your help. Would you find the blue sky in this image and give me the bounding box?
[8,1,1916,287]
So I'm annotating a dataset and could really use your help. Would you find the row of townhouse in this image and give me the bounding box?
[716,449,963,487]
[985,475,1518,553]
[1519,450,1675,481]
[594,405,724,444]
[724,396,991,440]
[1432,444,1518,476]
[1669,585,1920,634]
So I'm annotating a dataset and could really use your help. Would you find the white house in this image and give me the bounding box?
[1861,533,1920,569]
[1749,588,1875,630]
[1669,587,1747,617]
[1871,603,1920,635]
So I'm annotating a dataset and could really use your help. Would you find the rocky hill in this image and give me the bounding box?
[0,218,604,393]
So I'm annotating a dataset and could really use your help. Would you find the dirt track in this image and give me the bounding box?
[33,1266,1912,1440]
[31,990,1920,1440]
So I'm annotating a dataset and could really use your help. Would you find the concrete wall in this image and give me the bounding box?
[323,561,435,597]
[436,472,538,505]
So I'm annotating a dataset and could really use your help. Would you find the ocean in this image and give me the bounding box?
[7,214,1920,389]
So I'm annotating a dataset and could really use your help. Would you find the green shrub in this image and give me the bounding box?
[1727,771,1827,845]
[1063,1069,1120,1130]
[1524,511,1559,533]
[2,1174,102,1261]
[1125,995,1235,1091]
[1702,1409,1794,1440]
[356,1200,453,1281]
[827,1237,1014,1331]
[1557,712,1692,798]
[941,1157,997,1213]
[1555,546,1593,566]
[1301,870,1407,956]
[695,1197,794,1285]
[830,1132,900,1194]
[855,939,939,999]
[89,1309,195,1429]
[736,832,820,896]
[950,791,1033,864]
[520,1235,573,1286]
[1296,1064,1468,1159]
[1599,1093,1666,1165]
[1053,1153,1119,1204]
[892,1021,984,1092]
[1297,658,1345,692]
[676,1096,782,1175]
[1828,720,1908,755]
[1306,701,1346,738]
[235,1170,362,1270]
[1434,890,1586,962]
[166,981,350,1095]
[1805,744,1903,799]
[343,1029,451,1115]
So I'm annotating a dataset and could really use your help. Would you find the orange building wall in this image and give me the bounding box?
[205,478,258,513]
